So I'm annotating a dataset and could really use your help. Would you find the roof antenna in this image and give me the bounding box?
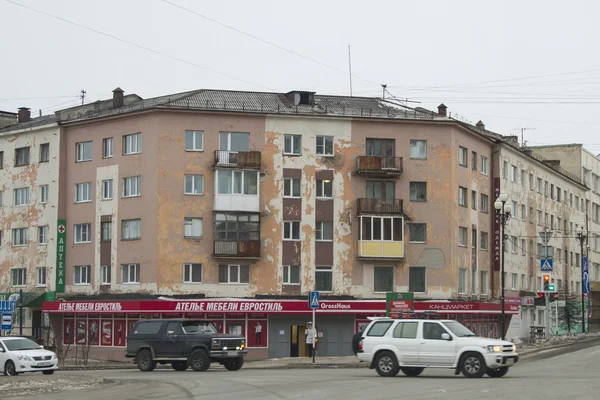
[381,84,387,99]
[79,89,87,105]
[348,45,353,97]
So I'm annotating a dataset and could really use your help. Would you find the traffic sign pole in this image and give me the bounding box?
[308,291,320,364]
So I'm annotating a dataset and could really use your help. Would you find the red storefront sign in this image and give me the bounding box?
[415,301,518,314]
[390,300,412,313]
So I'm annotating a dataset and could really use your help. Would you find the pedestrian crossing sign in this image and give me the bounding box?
[309,291,320,309]
[540,258,553,272]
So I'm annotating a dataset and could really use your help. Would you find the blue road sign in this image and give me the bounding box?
[540,258,553,272]
[583,256,590,294]
[0,300,15,313]
[1,313,12,331]
[309,291,320,309]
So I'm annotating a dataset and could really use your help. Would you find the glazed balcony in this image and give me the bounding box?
[356,198,403,215]
[213,240,261,259]
[355,156,403,177]
[214,150,261,169]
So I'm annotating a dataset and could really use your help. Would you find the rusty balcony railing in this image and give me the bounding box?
[213,150,261,169]
[357,198,404,215]
[213,240,261,258]
[356,156,403,175]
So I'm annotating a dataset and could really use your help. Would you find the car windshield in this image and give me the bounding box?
[442,321,477,337]
[2,338,40,351]
[181,321,217,334]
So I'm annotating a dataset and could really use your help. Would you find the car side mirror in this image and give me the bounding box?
[441,333,451,340]
[167,331,175,335]
[0,348,4,353]
[39,345,44,349]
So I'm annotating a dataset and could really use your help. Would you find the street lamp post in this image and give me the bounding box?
[494,193,512,341]
[575,224,587,334]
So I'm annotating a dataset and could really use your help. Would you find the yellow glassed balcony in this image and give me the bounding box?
[357,215,404,259]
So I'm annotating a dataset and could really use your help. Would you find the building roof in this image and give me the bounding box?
[0,114,57,134]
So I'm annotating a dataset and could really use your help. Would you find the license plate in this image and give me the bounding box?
[226,351,238,356]
[38,362,52,367]
[506,358,515,365]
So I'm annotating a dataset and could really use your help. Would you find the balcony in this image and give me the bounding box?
[357,198,403,215]
[357,215,404,259]
[214,150,261,169]
[356,156,403,177]
[213,240,261,259]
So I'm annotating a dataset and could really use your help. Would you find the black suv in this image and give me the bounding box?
[126,319,247,372]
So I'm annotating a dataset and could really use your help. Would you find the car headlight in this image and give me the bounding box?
[212,339,220,349]
[487,345,502,353]
[18,355,33,361]
[512,344,517,352]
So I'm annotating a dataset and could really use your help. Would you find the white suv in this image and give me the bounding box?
[356,317,518,378]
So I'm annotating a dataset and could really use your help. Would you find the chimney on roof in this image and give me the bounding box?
[112,87,124,108]
[476,120,485,130]
[437,103,447,117]
[18,107,31,123]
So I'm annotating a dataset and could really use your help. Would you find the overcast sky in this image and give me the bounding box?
[1,0,599,154]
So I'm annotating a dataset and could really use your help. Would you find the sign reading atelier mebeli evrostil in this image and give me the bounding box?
[386,292,414,317]
[55,219,67,293]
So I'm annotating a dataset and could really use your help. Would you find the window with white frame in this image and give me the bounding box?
[283,265,300,285]
[409,223,426,243]
[511,273,518,289]
[103,137,113,158]
[184,218,203,238]
[521,239,526,255]
[39,143,49,162]
[38,226,48,244]
[185,130,204,151]
[410,140,427,159]
[480,156,489,175]
[458,268,467,293]
[316,179,333,198]
[76,141,92,162]
[216,170,257,195]
[101,265,111,285]
[458,226,467,246]
[123,133,142,155]
[74,265,90,285]
[122,219,141,240]
[39,185,48,204]
[121,263,140,284]
[315,266,332,292]
[480,194,489,213]
[511,165,517,182]
[123,176,141,197]
[374,266,394,292]
[480,231,488,250]
[458,146,468,167]
[12,228,28,246]
[219,132,250,151]
[75,182,92,202]
[471,151,477,171]
[218,264,250,284]
[316,221,333,241]
[284,178,301,197]
[15,146,30,166]
[480,271,488,294]
[14,187,29,206]
[410,182,427,201]
[74,223,91,243]
[184,174,204,195]
[283,221,300,240]
[471,190,477,210]
[521,274,527,290]
[284,134,301,155]
[36,267,47,287]
[102,221,112,241]
[316,135,333,156]
[102,179,113,200]
[409,266,426,293]
[183,263,203,283]
[11,268,26,286]
[458,187,467,207]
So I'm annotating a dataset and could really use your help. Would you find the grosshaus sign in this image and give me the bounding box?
[55,219,66,293]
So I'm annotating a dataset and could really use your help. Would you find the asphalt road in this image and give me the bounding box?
[8,346,600,400]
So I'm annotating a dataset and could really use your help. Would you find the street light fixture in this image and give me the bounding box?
[494,193,512,340]
[575,223,588,334]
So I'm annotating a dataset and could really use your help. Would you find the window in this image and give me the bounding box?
[374,266,394,292]
[458,226,467,246]
[393,322,419,339]
[471,190,477,210]
[39,143,49,162]
[521,169,526,187]
[36,267,47,287]
[557,187,562,202]
[458,146,468,167]
[410,182,427,201]
[122,219,141,240]
[183,263,203,283]
[480,194,489,213]
[511,273,518,289]
[15,147,30,166]
[121,264,140,284]
[471,151,477,170]
[102,179,113,200]
[38,226,48,244]
[408,223,426,243]
[123,176,141,197]
[283,265,300,285]
[219,132,250,151]
[316,221,333,241]
[512,201,518,219]
[471,268,477,294]
[184,218,203,238]
[284,178,301,197]
[359,216,403,241]
[0,151,3,169]
[14,187,29,206]
[472,229,477,249]
[284,134,301,155]
[458,187,467,207]
[316,179,333,198]
[11,268,26,286]
[521,274,527,290]
[409,140,426,159]
[511,165,517,182]
[315,266,332,291]
[537,178,543,194]
[520,204,526,221]
[76,141,92,162]
[75,182,92,202]
[184,174,204,195]
[103,137,113,158]
[185,130,204,151]
[366,321,393,337]
[480,156,489,175]
[12,228,28,246]
[530,207,534,224]
[529,173,534,190]
[480,271,488,294]
[101,221,112,241]
[74,223,91,243]
[503,161,508,179]
[123,133,142,155]
[423,322,451,340]
[409,266,426,293]
[74,265,90,285]
[521,239,526,255]
[366,181,394,200]
[537,210,542,225]
[134,321,163,335]
[218,264,250,284]
[39,185,48,204]
[480,231,488,250]
[458,268,467,293]
[217,170,257,195]
[366,138,394,157]
[101,265,111,285]
[316,135,334,155]
[284,221,300,240]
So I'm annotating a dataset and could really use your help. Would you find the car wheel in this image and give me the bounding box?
[42,370,55,375]
[136,350,156,372]
[4,360,17,376]
[223,357,244,371]
[461,352,486,378]
[189,349,210,372]
[486,367,509,378]
[374,351,400,377]
[401,367,424,377]
[171,361,188,371]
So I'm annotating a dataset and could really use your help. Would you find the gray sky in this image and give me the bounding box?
[1,0,599,153]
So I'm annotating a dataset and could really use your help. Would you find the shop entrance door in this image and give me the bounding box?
[289,325,307,357]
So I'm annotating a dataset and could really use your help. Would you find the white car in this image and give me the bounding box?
[0,337,59,376]
[356,317,519,378]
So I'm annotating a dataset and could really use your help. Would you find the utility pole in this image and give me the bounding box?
[79,89,87,105]
[347,46,353,97]
[516,127,536,148]
[544,225,551,339]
